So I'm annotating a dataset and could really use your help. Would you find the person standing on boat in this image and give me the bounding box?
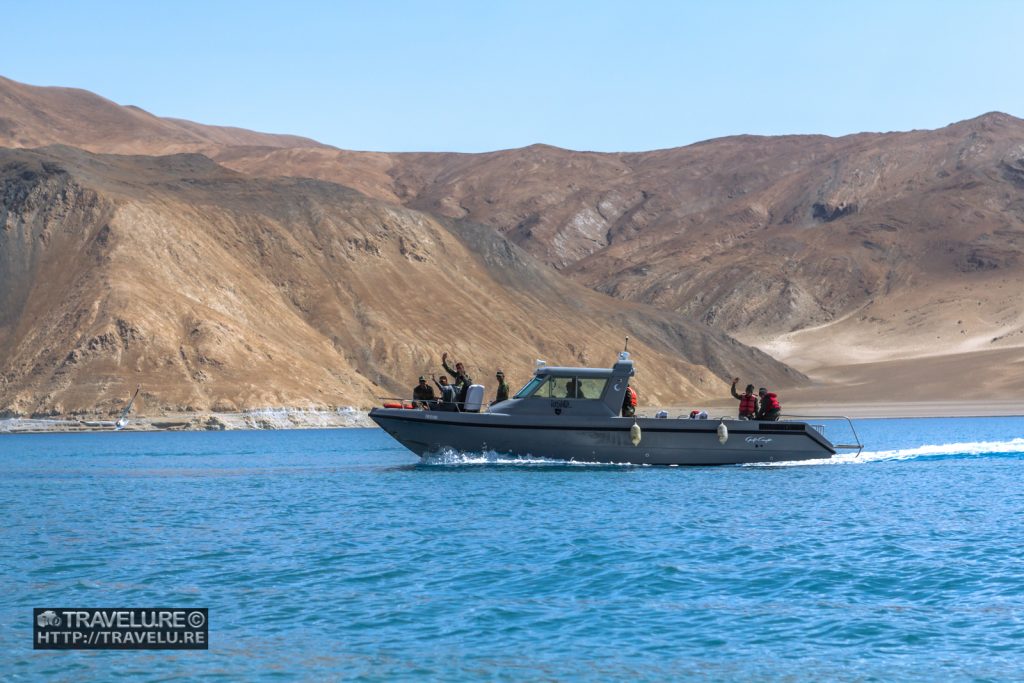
[412,376,435,408]
[621,382,637,417]
[432,374,458,411]
[442,352,473,408]
[756,387,782,421]
[494,370,510,404]
[730,378,759,419]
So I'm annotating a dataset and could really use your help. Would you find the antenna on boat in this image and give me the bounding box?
[619,336,631,362]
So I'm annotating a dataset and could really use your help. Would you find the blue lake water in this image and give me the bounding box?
[2,417,1023,680]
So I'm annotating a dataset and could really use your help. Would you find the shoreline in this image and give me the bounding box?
[3,400,1023,434]
[0,407,375,434]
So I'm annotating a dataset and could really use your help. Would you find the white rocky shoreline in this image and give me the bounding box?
[0,406,374,433]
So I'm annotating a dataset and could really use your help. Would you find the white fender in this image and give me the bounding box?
[717,421,728,445]
[630,422,642,447]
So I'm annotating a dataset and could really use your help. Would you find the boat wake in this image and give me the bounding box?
[750,437,1024,467]
[419,439,1024,468]
[419,448,638,467]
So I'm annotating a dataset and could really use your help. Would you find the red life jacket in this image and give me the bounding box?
[739,394,757,415]
[625,386,637,407]
[763,392,781,411]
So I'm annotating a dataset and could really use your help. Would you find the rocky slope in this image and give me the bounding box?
[3,75,1024,409]
[218,117,1024,382]
[0,146,797,416]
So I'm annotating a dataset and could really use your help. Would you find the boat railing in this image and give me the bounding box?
[780,414,864,455]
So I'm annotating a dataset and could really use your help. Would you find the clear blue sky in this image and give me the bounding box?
[5,1,1022,152]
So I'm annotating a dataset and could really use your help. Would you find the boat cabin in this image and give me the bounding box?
[494,353,636,418]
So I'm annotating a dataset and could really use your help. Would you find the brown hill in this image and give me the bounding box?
[0,146,799,416]
[0,75,326,155]
[212,119,1024,397]
[3,75,1023,405]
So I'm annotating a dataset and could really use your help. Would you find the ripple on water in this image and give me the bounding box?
[3,422,1024,680]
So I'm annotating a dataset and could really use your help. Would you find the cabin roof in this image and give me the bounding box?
[534,360,634,379]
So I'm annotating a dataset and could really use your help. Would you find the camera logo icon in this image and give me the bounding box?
[37,610,61,628]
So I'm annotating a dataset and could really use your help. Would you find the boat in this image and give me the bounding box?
[369,352,862,465]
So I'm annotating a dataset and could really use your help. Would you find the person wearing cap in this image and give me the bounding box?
[756,387,782,421]
[494,370,510,404]
[412,376,435,407]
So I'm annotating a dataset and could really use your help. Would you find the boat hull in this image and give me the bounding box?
[369,409,835,465]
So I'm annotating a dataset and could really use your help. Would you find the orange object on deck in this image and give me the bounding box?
[382,401,420,409]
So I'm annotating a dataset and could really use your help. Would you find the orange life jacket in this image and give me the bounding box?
[625,386,637,407]
[763,392,781,411]
[739,394,757,415]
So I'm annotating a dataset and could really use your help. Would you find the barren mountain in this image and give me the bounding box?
[3,75,1023,409]
[0,145,797,416]
[0,75,326,155]
[379,120,1024,333]
[216,119,1024,395]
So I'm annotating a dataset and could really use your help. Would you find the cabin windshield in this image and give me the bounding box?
[518,375,609,400]
[513,376,545,399]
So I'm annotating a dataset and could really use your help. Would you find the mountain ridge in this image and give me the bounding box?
[3,75,1024,412]
[0,144,799,416]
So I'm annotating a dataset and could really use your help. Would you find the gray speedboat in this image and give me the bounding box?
[370,353,861,465]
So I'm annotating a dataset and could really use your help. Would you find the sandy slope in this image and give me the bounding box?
[691,344,1024,418]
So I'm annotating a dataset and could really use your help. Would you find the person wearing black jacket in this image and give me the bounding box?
[756,387,782,421]
[412,376,435,408]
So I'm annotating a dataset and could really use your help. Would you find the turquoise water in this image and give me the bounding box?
[2,417,1023,680]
